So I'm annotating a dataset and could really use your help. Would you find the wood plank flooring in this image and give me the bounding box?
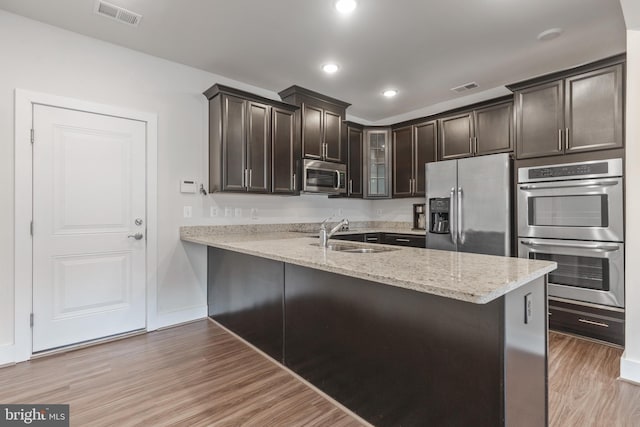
[1,321,639,426]
[548,332,640,427]
[0,320,364,427]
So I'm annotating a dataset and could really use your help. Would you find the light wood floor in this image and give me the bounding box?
[1,321,639,426]
[0,320,364,427]
[548,332,640,427]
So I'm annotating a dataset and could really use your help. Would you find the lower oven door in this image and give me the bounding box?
[519,238,624,308]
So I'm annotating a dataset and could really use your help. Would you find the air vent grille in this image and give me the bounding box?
[451,82,479,93]
[94,1,142,27]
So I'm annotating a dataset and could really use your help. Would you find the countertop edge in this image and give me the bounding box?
[181,235,556,304]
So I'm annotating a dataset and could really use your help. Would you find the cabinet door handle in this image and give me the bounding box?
[469,137,473,152]
[578,318,609,328]
[349,179,353,194]
[243,169,248,188]
[565,128,570,150]
[558,129,563,151]
[249,169,252,188]
[292,173,296,191]
[395,238,411,243]
[474,137,478,153]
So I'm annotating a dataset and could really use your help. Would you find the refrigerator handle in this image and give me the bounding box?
[457,187,463,244]
[449,188,456,244]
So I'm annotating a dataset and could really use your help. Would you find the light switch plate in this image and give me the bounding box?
[183,206,192,218]
[180,179,197,193]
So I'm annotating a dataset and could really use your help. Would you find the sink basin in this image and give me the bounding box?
[310,242,398,253]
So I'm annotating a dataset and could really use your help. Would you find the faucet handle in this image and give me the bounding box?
[320,216,332,229]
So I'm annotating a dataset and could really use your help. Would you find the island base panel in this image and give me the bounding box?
[207,247,284,362]
[284,264,506,426]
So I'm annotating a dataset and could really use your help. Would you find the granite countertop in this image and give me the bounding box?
[180,223,556,304]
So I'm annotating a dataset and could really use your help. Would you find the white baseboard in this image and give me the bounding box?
[0,344,15,367]
[620,351,640,383]
[154,305,207,330]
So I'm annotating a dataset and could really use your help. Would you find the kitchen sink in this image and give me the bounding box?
[310,242,399,253]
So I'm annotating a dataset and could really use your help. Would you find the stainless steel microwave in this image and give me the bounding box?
[303,159,347,195]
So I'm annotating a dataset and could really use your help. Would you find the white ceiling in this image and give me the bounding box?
[0,0,627,123]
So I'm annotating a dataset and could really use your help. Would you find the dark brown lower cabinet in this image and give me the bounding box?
[548,298,624,346]
[207,247,548,427]
[332,232,425,248]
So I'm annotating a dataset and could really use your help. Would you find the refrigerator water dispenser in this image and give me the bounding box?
[429,198,450,234]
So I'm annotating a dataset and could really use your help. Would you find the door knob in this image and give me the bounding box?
[128,233,144,240]
[135,218,143,226]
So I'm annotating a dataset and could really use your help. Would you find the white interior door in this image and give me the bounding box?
[32,104,147,352]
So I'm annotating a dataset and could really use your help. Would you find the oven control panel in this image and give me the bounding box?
[528,162,608,179]
[518,158,622,183]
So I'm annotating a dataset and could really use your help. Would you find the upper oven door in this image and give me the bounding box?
[517,177,623,242]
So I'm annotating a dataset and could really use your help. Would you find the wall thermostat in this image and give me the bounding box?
[180,179,197,194]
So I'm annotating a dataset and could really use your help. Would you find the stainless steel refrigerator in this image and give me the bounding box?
[425,153,511,256]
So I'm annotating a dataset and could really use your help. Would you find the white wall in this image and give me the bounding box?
[621,29,640,382]
[0,10,396,363]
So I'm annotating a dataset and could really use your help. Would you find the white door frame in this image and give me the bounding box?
[14,89,158,362]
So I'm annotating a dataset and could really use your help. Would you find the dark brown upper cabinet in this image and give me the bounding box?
[271,107,298,194]
[345,122,364,198]
[279,85,351,163]
[439,101,513,161]
[474,102,514,155]
[392,121,436,198]
[204,84,299,194]
[413,120,437,195]
[439,112,473,160]
[512,61,623,159]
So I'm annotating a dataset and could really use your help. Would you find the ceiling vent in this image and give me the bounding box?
[94,1,142,27]
[451,82,479,93]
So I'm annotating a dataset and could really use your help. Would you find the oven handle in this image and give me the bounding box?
[519,179,619,191]
[520,240,621,252]
[335,170,342,190]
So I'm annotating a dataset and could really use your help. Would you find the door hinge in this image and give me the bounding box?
[30,221,33,236]
[30,128,34,144]
[30,313,34,328]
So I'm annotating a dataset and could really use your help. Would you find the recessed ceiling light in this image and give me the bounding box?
[322,63,340,74]
[335,0,357,14]
[537,28,563,41]
[383,89,398,98]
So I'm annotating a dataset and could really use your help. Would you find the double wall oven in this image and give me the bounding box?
[517,159,624,307]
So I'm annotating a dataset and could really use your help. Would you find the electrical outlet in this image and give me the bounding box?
[224,207,233,217]
[250,208,258,220]
[183,206,192,218]
[235,208,242,217]
[210,207,218,217]
[337,208,344,216]
[375,209,383,216]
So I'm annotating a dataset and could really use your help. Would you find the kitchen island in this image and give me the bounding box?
[181,224,556,427]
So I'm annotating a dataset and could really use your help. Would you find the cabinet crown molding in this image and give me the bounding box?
[278,85,351,109]
[204,83,299,111]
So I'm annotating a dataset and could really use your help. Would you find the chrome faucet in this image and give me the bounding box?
[319,218,349,248]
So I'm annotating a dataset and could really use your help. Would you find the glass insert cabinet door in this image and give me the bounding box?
[364,129,391,198]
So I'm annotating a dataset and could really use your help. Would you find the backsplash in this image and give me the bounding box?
[179,192,425,225]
